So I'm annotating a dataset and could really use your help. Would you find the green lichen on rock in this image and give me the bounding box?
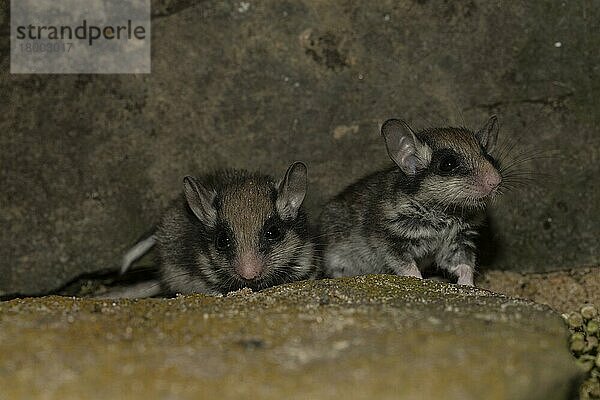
[0,275,580,400]
[564,305,600,399]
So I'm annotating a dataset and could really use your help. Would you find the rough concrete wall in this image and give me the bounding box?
[1,0,599,295]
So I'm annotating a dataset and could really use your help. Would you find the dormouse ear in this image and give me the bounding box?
[381,119,431,176]
[183,176,217,227]
[476,115,499,153]
[276,162,307,220]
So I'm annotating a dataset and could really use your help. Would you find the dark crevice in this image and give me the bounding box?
[465,91,575,112]
[151,0,211,20]
[0,265,159,301]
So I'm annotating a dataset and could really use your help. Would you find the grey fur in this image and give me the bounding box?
[157,163,317,295]
[319,117,503,286]
[95,280,162,299]
[120,234,156,274]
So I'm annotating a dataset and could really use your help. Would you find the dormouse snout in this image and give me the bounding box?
[478,166,502,196]
[235,252,265,280]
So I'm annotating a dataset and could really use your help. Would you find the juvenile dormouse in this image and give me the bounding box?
[318,117,503,286]
[121,162,317,296]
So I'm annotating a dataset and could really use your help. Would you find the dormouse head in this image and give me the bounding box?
[381,116,502,209]
[182,162,312,293]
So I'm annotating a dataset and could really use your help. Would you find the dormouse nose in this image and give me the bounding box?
[482,169,501,192]
[235,252,264,280]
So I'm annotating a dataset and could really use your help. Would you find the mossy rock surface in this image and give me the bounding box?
[0,275,580,400]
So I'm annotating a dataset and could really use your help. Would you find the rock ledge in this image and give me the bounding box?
[0,275,580,400]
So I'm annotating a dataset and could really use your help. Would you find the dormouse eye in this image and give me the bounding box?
[215,229,231,251]
[438,154,460,174]
[264,223,284,242]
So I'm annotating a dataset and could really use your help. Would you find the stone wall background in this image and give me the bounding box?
[1,0,599,295]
